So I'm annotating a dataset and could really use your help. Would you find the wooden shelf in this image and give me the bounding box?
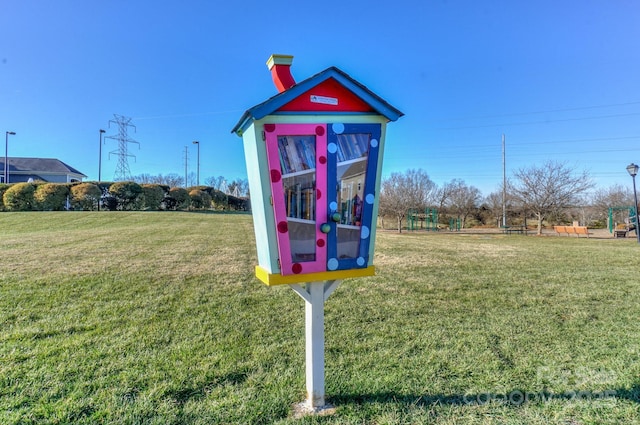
[337,224,361,230]
[282,168,315,179]
[287,217,315,225]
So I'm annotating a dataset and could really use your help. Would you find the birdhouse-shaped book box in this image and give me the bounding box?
[233,55,403,285]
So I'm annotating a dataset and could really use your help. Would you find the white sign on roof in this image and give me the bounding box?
[310,95,338,105]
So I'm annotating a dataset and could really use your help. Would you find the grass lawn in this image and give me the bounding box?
[1,212,639,424]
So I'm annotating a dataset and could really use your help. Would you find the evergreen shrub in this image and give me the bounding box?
[109,181,143,210]
[71,183,101,211]
[3,183,36,211]
[0,183,9,211]
[210,189,228,210]
[189,189,212,210]
[141,184,165,210]
[34,183,69,211]
[168,187,189,210]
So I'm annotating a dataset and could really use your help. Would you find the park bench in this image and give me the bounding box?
[501,225,529,235]
[553,225,590,238]
[613,228,628,238]
[612,223,634,238]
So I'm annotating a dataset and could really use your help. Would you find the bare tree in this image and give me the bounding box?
[158,173,184,188]
[186,172,198,188]
[379,169,437,233]
[131,173,184,187]
[511,161,594,235]
[205,176,226,191]
[485,181,517,227]
[590,184,635,229]
[435,185,450,210]
[484,192,504,227]
[131,173,155,184]
[591,184,634,210]
[443,179,482,229]
[227,178,249,197]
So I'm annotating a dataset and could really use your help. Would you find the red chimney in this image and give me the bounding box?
[267,54,296,93]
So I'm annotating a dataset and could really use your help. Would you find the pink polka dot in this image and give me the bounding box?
[292,263,303,274]
[315,126,325,136]
[316,189,322,200]
[317,239,325,247]
[319,156,326,164]
[277,221,288,233]
[264,124,275,132]
[270,169,281,183]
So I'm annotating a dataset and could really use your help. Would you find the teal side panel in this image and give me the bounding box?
[367,122,387,265]
[242,123,279,274]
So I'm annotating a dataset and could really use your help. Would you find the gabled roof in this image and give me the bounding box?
[0,157,87,177]
[232,66,404,135]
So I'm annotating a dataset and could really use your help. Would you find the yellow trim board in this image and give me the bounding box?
[255,266,375,286]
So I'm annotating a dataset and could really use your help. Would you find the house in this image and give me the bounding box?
[0,157,87,184]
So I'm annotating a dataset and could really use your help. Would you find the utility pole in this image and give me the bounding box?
[502,133,507,227]
[184,146,189,187]
[105,114,139,181]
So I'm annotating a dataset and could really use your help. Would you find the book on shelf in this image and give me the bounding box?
[278,136,316,174]
[285,184,316,221]
[301,188,315,220]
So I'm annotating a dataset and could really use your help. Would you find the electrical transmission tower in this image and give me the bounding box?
[105,114,139,181]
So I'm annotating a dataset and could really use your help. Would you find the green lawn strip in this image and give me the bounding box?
[1,214,640,423]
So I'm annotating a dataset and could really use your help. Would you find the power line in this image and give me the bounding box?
[417,136,640,158]
[132,109,244,121]
[434,112,640,131]
[428,100,640,123]
[503,135,640,147]
[423,147,640,162]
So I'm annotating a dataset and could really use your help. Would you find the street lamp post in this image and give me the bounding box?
[184,146,188,187]
[5,131,16,184]
[98,129,106,211]
[626,163,640,244]
[192,141,200,186]
[99,129,106,182]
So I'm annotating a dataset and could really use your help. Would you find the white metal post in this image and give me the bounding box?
[290,280,341,410]
[306,282,325,407]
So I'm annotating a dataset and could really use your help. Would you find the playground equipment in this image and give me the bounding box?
[407,208,438,231]
[449,218,461,231]
[608,206,637,236]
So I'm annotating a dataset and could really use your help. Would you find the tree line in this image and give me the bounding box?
[379,160,636,234]
[130,173,249,198]
[2,163,635,236]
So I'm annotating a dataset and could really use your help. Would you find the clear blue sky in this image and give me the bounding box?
[2,0,639,196]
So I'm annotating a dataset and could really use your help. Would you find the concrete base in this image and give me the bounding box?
[292,402,336,418]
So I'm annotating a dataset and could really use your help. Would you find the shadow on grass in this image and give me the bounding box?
[330,384,640,408]
[162,371,249,406]
[184,210,251,215]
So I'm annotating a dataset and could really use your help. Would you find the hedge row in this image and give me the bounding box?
[0,181,249,212]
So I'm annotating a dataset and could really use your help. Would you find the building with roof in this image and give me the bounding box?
[0,157,87,184]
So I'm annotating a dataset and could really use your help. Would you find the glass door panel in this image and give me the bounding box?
[335,138,369,259]
[327,123,381,271]
[281,168,316,263]
[264,124,327,275]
